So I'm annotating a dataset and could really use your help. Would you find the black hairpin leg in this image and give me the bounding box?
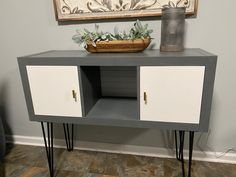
[174,130,195,177]
[41,122,54,177]
[188,131,194,177]
[63,123,74,151]
[180,131,185,177]
[175,130,185,161]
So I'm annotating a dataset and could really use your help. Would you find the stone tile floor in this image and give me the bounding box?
[0,144,236,177]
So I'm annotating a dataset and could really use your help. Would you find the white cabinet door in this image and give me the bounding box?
[26,66,82,117]
[140,66,205,124]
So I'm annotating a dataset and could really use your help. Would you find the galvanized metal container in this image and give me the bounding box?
[160,7,186,52]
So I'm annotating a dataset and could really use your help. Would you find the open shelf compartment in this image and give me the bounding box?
[80,66,139,121]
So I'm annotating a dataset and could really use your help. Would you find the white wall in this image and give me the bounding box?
[0,0,236,153]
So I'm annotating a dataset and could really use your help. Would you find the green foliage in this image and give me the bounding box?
[72,20,153,48]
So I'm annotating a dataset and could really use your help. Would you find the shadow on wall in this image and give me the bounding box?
[56,124,176,154]
[0,81,12,177]
[0,82,13,140]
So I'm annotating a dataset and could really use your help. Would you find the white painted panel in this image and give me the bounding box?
[140,66,205,124]
[26,66,82,117]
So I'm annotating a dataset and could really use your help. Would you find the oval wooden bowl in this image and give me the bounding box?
[86,38,151,53]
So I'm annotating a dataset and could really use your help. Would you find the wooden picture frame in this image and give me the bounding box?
[53,0,198,21]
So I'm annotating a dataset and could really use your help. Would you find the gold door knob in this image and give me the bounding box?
[144,92,147,104]
[72,90,77,102]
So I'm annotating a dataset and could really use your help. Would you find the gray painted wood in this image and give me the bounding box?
[26,49,215,58]
[17,49,217,132]
[78,67,85,116]
[80,66,101,115]
[18,49,217,67]
[26,115,201,131]
[100,66,137,97]
[86,98,138,120]
[198,60,217,131]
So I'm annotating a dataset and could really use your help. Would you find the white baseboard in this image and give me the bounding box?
[6,135,236,164]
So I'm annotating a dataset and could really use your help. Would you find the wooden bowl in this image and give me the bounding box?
[86,38,151,53]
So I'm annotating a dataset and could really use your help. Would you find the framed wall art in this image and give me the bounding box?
[53,0,198,21]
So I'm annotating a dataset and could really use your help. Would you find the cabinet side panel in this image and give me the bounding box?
[80,66,101,115]
[26,66,82,117]
[140,66,205,124]
[198,57,217,131]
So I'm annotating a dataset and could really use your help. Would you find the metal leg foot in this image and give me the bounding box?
[41,122,54,177]
[63,124,74,151]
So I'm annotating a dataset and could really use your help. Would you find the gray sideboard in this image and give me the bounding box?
[17,49,217,177]
[18,49,217,132]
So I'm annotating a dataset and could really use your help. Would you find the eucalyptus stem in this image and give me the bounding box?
[72,20,153,48]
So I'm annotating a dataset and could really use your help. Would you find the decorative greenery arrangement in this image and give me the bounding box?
[72,20,153,48]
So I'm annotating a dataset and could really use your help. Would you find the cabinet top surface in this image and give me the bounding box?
[20,49,216,59]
